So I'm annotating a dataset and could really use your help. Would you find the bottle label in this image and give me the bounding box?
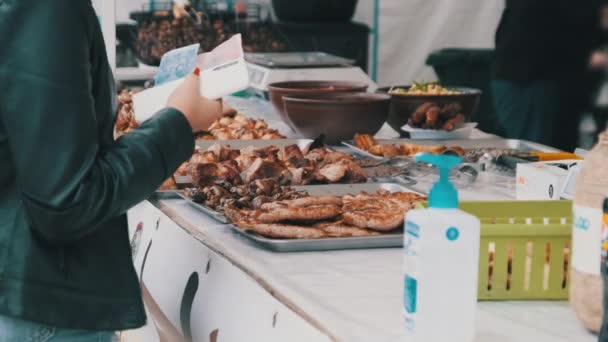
[404,275,417,333]
[403,220,420,333]
[573,205,603,275]
[602,212,608,263]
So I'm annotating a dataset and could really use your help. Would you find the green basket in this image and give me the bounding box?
[459,201,572,301]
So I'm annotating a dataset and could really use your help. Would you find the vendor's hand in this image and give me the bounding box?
[590,51,608,69]
[167,68,223,133]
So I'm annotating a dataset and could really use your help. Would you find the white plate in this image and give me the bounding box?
[401,122,478,140]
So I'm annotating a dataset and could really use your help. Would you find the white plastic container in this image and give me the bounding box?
[403,154,480,342]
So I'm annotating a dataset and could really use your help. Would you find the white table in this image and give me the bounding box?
[123,97,595,342]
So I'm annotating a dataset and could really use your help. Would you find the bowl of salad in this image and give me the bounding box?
[377,82,481,137]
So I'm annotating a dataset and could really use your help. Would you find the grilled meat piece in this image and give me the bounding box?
[305,148,328,163]
[159,177,177,191]
[205,114,286,140]
[190,161,241,188]
[354,133,377,151]
[191,150,219,164]
[248,179,279,196]
[174,161,191,177]
[189,163,219,188]
[320,151,354,165]
[251,196,273,209]
[313,221,380,237]
[208,143,240,161]
[256,204,341,223]
[278,144,305,164]
[260,196,343,210]
[316,163,347,183]
[342,191,426,231]
[342,160,367,183]
[242,158,285,182]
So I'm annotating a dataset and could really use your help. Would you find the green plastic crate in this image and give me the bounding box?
[459,200,572,301]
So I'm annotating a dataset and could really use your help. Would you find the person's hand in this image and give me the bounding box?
[590,51,608,69]
[167,68,223,132]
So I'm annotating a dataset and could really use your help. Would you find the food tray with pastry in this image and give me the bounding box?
[223,183,426,252]
[177,146,372,222]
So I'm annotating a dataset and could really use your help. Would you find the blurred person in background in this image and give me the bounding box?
[0,0,221,341]
[590,1,608,135]
[492,0,601,151]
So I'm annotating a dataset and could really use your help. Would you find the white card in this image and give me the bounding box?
[132,35,249,124]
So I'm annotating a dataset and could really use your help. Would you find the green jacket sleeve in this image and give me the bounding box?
[0,0,194,244]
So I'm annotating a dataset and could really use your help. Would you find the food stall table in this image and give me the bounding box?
[123,97,594,342]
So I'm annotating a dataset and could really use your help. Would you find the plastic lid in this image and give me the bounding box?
[415,154,462,208]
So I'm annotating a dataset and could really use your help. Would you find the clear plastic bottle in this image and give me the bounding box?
[403,154,480,341]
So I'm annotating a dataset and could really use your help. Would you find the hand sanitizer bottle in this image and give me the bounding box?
[403,154,480,342]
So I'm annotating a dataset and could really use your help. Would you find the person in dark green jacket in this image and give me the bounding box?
[0,0,222,340]
[492,0,601,151]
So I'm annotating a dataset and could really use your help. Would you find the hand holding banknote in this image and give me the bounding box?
[167,68,223,133]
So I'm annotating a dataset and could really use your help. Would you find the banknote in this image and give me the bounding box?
[154,43,200,86]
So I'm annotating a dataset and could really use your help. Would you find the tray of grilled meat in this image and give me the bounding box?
[177,142,381,223]
[195,138,315,153]
[174,140,363,186]
[344,134,563,176]
[222,183,426,252]
[344,134,560,161]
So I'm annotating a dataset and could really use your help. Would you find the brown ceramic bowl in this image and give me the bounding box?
[377,86,481,135]
[268,81,369,129]
[283,92,390,145]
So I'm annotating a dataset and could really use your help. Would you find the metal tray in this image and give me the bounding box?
[196,139,314,153]
[176,182,423,225]
[176,191,231,223]
[342,138,560,160]
[229,183,421,252]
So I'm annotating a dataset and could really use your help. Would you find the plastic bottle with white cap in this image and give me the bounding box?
[403,154,480,341]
